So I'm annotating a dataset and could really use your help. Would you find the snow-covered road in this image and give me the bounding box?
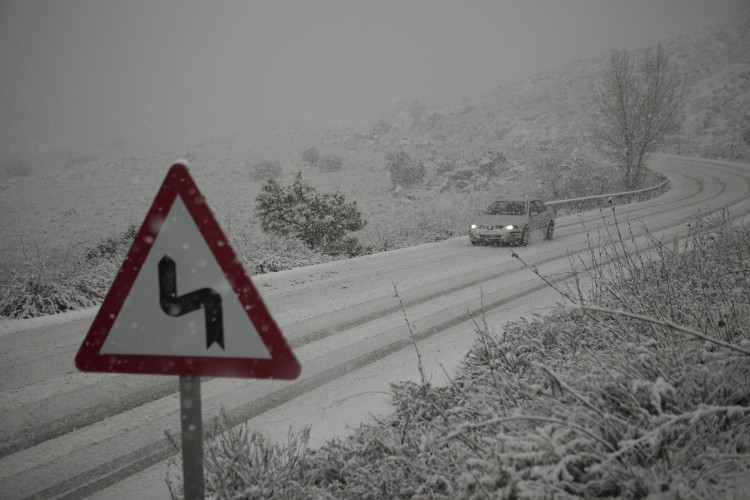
[1,155,749,499]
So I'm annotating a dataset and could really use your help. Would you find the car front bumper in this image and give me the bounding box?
[469,229,523,244]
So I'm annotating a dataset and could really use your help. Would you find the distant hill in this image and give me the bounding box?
[373,4,750,160]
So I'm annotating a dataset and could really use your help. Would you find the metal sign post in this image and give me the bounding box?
[180,375,205,500]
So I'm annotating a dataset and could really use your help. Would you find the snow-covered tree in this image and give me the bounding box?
[592,43,687,188]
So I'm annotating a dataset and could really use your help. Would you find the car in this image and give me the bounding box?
[468,199,555,246]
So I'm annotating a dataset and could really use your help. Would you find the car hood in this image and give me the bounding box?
[473,214,527,227]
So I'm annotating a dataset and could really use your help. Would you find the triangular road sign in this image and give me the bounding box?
[75,163,300,379]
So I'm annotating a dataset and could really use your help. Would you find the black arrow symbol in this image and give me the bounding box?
[158,255,225,350]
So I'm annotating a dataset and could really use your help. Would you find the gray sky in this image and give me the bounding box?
[0,0,745,141]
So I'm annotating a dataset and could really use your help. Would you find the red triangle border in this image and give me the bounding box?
[75,163,301,379]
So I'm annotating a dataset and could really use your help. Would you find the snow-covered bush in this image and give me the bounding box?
[386,150,426,189]
[301,147,343,172]
[249,159,282,181]
[533,150,615,201]
[366,208,464,252]
[232,232,335,274]
[0,260,116,318]
[167,416,315,500]
[255,172,367,255]
[83,223,138,261]
[318,152,343,173]
[301,146,320,167]
[0,227,132,318]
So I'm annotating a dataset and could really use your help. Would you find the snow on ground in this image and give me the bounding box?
[92,285,565,499]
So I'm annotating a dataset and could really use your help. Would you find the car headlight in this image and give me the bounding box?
[470,224,477,229]
[506,225,515,230]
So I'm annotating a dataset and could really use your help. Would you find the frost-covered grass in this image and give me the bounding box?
[0,242,120,319]
[364,207,466,252]
[0,212,461,319]
[181,210,750,499]
[0,227,335,319]
[0,224,145,318]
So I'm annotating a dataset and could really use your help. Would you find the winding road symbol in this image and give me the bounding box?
[158,255,225,350]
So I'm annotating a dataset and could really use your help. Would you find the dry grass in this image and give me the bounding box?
[0,239,120,318]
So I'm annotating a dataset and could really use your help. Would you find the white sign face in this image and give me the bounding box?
[100,196,272,359]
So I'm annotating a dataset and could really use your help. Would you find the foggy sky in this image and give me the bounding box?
[0,0,745,143]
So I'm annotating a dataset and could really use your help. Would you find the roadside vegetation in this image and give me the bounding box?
[173,208,750,499]
[0,166,669,320]
[255,173,368,257]
[0,227,135,318]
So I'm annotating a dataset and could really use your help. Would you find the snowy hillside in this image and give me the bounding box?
[374,4,750,158]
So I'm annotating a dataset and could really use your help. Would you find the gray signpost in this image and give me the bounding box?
[180,376,204,500]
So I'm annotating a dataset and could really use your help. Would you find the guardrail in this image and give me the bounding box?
[546,177,670,213]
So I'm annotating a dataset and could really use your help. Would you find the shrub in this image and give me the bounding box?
[232,232,335,275]
[0,224,141,318]
[0,228,140,319]
[534,151,614,200]
[477,150,507,179]
[0,259,116,318]
[166,415,317,500]
[301,147,320,167]
[386,150,425,189]
[318,153,343,173]
[323,236,371,258]
[250,159,282,181]
[302,148,343,173]
[255,172,367,254]
[366,209,462,252]
[743,126,750,145]
[84,224,138,261]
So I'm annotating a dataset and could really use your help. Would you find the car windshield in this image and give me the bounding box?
[484,201,527,216]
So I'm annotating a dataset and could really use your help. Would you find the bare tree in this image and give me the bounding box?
[592,43,687,188]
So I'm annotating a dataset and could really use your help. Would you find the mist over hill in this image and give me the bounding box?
[1,5,748,264]
[373,3,750,159]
